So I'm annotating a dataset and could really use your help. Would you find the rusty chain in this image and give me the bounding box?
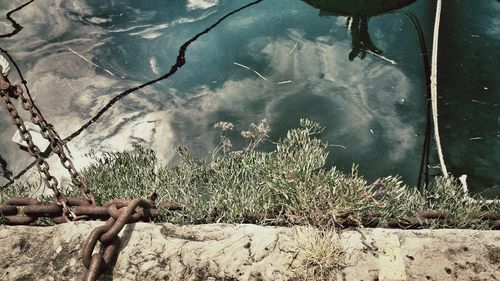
[0,192,181,280]
[81,195,158,280]
[0,77,74,220]
[1,74,95,205]
[1,73,94,215]
[0,56,182,280]
[386,210,500,230]
[0,196,91,225]
[1,197,498,280]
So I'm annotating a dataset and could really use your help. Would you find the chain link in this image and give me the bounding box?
[0,83,71,219]
[0,73,95,205]
[81,195,158,280]
[19,90,95,205]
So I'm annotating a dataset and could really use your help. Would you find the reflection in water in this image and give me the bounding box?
[0,0,35,38]
[64,0,264,142]
[302,0,416,60]
[1,0,495,196]
[0,0,428,191]
[1,0,266,188]
[301,0,434,187]
[346,16,382,61]
[0,153,12,180]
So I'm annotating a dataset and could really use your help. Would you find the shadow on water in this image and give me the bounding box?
[64,0,265,142]
[1,0,266,189]
[302,0,416,60]
[0,0,496,196]
[301,0,435,190]
[0,153,12,180]
[0,0,35,38]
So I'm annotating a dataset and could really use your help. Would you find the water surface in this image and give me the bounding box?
[0,0,497,197]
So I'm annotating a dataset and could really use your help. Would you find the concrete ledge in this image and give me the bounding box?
[0,222,499,280]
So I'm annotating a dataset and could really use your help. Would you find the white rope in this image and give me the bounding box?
[435,3,500,204]
[431,0,448,176]
[0,54,11,76]
[459,175,500,204]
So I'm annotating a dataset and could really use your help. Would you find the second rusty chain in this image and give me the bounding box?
[0,82,72,219]
[0,72,95,206]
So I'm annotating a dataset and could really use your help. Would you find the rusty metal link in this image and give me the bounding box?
[12,82,96,206]
[387,217,429,229]
[362,211,380,228]
[73,206,110,220]
[82,218,121,281]
[73,199,165,222]
[51,197,92,223]
[0,77,10,91]
[356,208,500,229]
[416,210,453,220]
[6,196,39,205]
[0,86,72,220]
[0,196,91,225]
[473,211,499,221]
[492,220,500,230]
[0,197,39,225]
[0,194,183,227]
[0,204,17,215]
[81,195,158,281]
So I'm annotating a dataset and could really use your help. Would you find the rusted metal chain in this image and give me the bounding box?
[0,196,91,225]
[81,194,159,281]
[0,79,72,220]
[0,195,184,226]
[0,197,39,225]
[0,193,182,279]
[384,210,500,229]
[10,75,95,205]
[1,194,499,281]
[416,210,453,220]
[82,218,120,281]
[1,71,94,211]
[1,54,95,204]
[473,211,499,221]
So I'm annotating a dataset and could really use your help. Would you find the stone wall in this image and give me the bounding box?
[0,222,499,280]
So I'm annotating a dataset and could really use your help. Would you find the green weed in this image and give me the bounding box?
[1,119,498,229]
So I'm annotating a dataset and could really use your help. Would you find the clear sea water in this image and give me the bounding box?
[0,0,498,197]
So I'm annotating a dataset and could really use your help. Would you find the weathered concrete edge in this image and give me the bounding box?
[0,222,499,280]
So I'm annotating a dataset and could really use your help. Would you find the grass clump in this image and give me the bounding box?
[291,227,345,281]
[1,119,498,229]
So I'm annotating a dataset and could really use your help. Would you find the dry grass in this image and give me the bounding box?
[1,119,499,229]
[292,226,345,281]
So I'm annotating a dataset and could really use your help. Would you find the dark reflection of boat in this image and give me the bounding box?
[302,0,416,60]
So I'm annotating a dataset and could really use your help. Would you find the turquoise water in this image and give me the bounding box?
[0,0,498,197]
